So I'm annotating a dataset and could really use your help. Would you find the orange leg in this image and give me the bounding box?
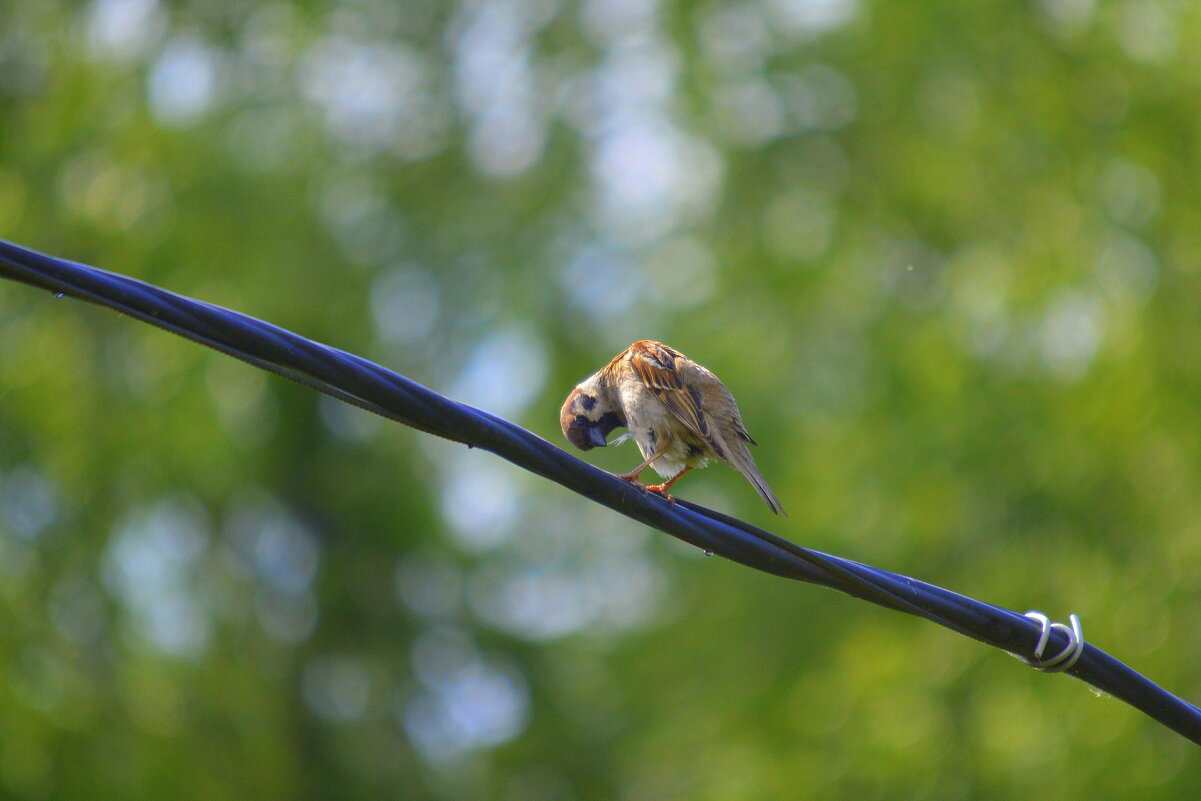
[645,466,693,504]
[615,446,669,488]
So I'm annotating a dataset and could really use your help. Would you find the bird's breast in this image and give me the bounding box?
[618,381,714,478]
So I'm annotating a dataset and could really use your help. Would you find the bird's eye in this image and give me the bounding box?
[574,415,589,428]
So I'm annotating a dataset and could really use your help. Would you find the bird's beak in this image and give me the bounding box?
[586,425,608,448]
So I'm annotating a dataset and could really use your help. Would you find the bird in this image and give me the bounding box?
[559,339,785,514]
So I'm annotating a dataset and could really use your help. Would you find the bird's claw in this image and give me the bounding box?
[644,484,677,505]
[615,474,650,494]
[613,472,676,505]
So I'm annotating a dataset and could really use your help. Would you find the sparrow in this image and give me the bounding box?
[560,340,785,514]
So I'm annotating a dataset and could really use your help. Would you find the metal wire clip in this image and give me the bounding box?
[1012,611,1084,673]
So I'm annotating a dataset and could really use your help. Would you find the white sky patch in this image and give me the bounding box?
[440,454,521,552]
[448,327,547,420]
[370,265,441,346]
[560,241,640,320]
[1114,0,1177,64]
[1037,0,1096,35]
[231,502,320,596]
[402,627,529,762]
[591,115,723,244]
[1040,291,1104,381]
[587,40,679,124]
[468,551,664,640]
[467,107,547,178]
[1,465,59,540]
[299,35,447,158]
[148,37,220,126]
[103,495,212,657]
[452,0,549,177]
[564,24,725,245]
[593,114,677,202]
[226,493,322,644]
[86,0,164,60]
[765,0,861,36]
[580,0,659,42]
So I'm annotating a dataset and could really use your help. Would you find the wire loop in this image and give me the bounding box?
[1013,611,1084,673]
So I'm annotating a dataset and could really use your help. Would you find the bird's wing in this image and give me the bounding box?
[695,378,786,515]
[622,340,785,514]
[625,340,727,459]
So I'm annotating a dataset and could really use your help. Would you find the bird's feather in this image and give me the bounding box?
[580,339,786,515]
[624,340,726,457]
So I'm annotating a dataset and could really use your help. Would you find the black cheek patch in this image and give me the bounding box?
[581,394,596,411]
[596,411,623,437]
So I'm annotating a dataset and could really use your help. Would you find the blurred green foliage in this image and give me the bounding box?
[3,0,1201,797]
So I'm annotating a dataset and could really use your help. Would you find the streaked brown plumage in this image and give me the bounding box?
[560,340,785,515]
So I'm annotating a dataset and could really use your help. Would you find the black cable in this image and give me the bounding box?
[3,237,1199,745]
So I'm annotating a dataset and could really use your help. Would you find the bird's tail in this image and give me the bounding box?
[723,440,786,516]
[746,467,786,516]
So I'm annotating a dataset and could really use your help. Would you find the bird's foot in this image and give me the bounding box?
[644,484,677,505]
[614,472,650,494]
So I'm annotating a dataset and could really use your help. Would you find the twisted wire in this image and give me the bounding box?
[2,238,1198,745]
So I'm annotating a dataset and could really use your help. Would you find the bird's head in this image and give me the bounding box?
[560,377,623,451]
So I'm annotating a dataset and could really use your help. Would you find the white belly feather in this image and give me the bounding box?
[615,375,712,479]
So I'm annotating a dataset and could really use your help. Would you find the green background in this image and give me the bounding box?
[2,0,1200,797]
